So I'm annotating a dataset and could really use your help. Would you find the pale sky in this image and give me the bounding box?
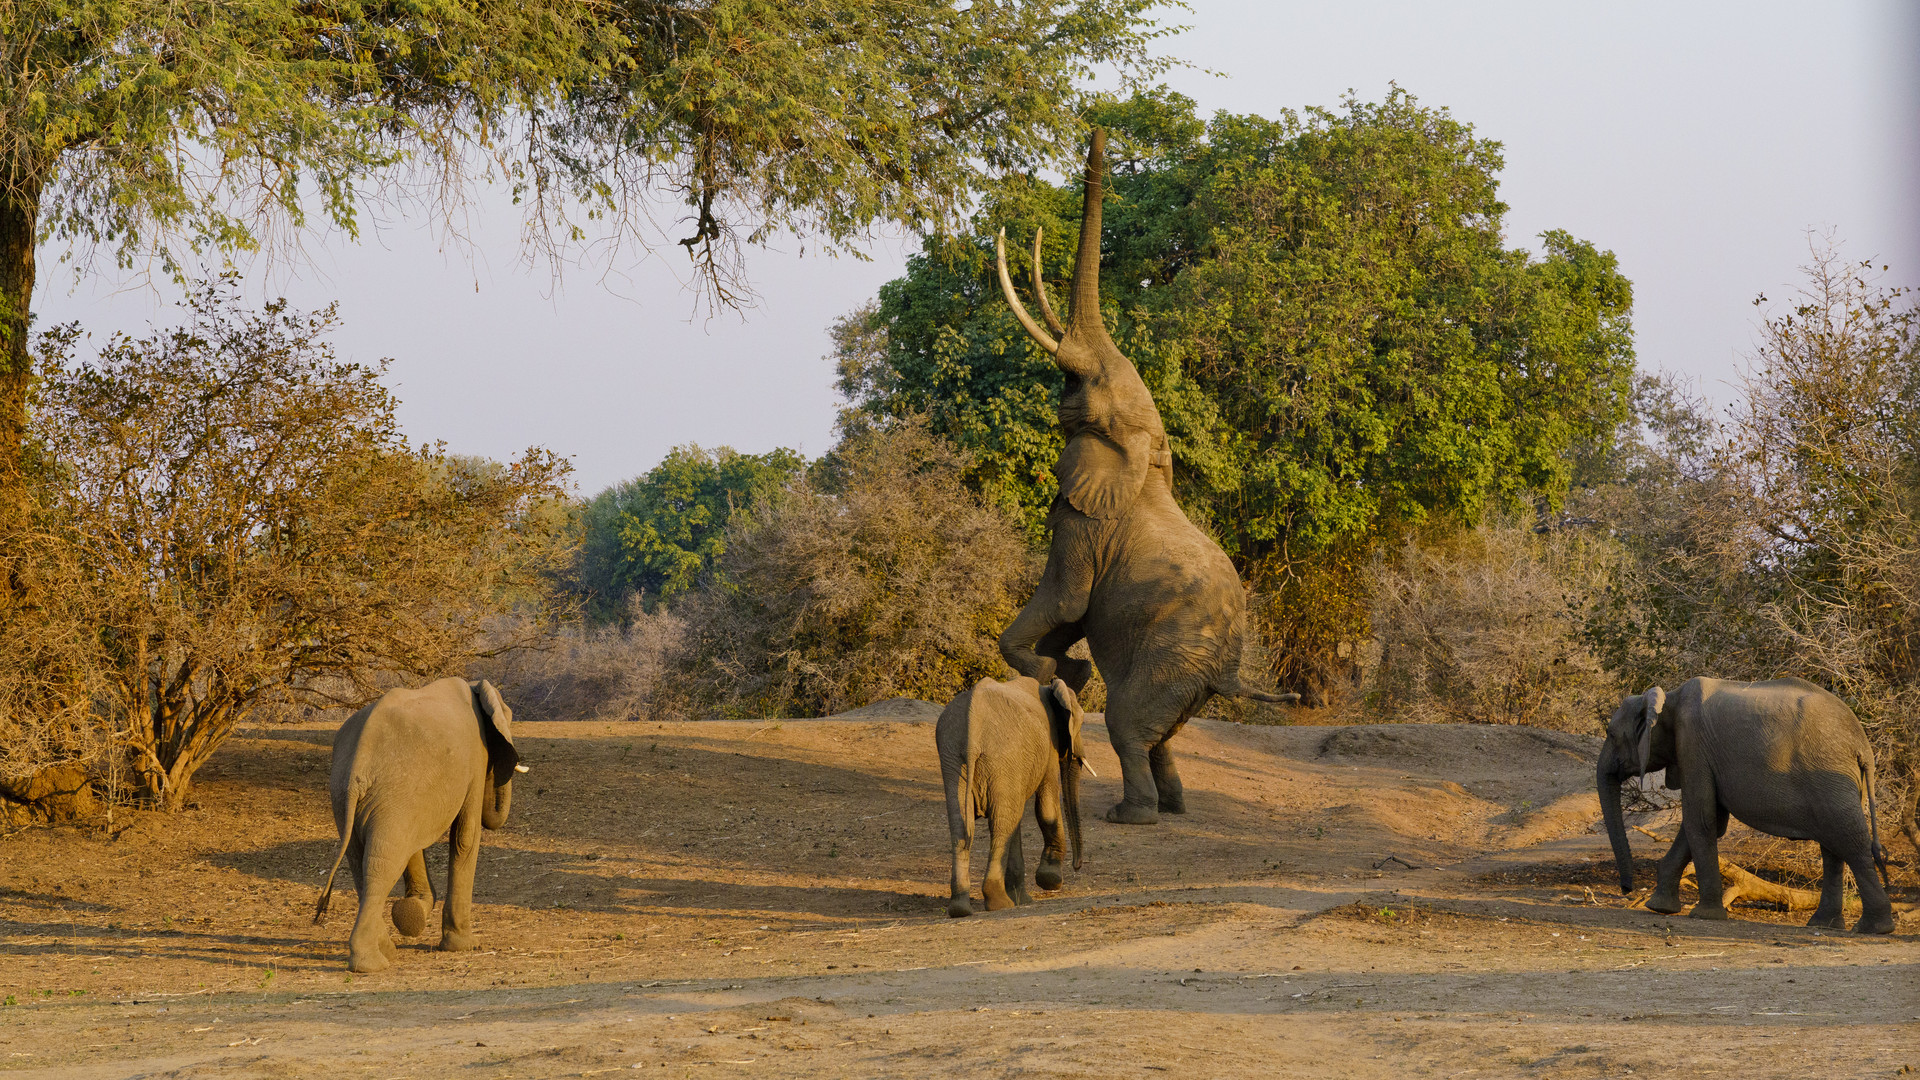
[33,1,1920,496]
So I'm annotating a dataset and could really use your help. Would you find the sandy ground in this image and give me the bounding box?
[2,715,1916,1079]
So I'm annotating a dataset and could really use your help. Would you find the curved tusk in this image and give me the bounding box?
[996,227,1058,354]
[1032,227,1064,337]
[1080,758,1097,778]
[513,764,529,773]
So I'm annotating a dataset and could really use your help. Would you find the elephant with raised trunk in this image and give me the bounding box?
[938,675,1090,916]
[1598,676,1894,934]
[994,129,1296,825]
[317,678,525,971]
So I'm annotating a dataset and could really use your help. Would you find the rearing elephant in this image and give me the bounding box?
[994,129,1296,825]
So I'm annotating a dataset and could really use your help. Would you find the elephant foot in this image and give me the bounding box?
[1806,910,1846,930]
[1035,860,1063,891]
[1688,904,1730,921]
[438,930,478,953]
[1105,801,1160,825]
[1644,890,1685,915]
[1157,796,1186,814]
[947,897,974,918]
[983,892,1015,912]
[347,937,396,974]
[390,897,430,938]
[1853,910,1895,935]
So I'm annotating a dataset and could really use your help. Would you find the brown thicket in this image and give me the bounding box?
[669,420,1034,718]
[23,282,571,810]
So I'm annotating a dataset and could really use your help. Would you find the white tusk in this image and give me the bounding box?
[514,764,529,773]
[1080,759,1097,778]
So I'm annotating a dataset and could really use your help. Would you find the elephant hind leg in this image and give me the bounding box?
[391,850,434,938]
[1845,849,1895,934]
[1149,738,1186,815]
[346,843,410,973]
[981,819,1015,912]
[1807,846,1847,929]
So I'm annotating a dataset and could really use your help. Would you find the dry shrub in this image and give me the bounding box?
[671,420,1033,718]
[1367,517,1622,731]
[467,603,686,723]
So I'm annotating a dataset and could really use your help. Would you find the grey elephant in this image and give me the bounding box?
[316,677,524,971]
[938,675,1091,917]
[994,129,1296,825]
[1598,676,1894,934]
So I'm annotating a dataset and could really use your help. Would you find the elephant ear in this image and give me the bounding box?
[1056,429,1151,519]
[1040,678,1081,755]
[472,679,519,778]
[1636,685,1664,787]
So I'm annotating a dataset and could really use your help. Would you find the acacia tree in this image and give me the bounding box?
[0,0,1175,486]
[33,281,572,808]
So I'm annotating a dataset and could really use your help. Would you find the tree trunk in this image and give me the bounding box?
[0,169,43,487]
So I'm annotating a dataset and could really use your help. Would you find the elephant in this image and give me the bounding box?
[316,677,525,971]
[1598,676,1894,934]
[938,675,1091,917]
[994,128,1297,826]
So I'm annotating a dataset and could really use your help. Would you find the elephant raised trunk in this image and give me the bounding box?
[1598,743,1635,894]
[1066,126,1108,339]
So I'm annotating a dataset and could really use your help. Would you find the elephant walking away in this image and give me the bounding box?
[317,678,526,971]
[1598,677,1894,934]
[994,129,1296,825]
[938,676,1091,917]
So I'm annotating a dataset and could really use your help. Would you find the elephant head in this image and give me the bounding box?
[472,679,519,830]
[1040,677,1090,870]
[1598,685,1665,894]
[996,128,1170,520]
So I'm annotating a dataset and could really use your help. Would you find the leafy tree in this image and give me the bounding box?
[844,88,1637,696]
[32,281,571,808]
[0,0,1176,488]
[576,444,805,617]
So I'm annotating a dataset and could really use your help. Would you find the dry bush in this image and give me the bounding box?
[671,420,1034,718]
[1584,247,1920,853]
[1367,518,1623,731]
[467,602,686,723]
[29,282,572,809]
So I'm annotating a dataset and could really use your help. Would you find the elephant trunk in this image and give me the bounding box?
[481,776,512,830]
[1068,128,1107,336]
[1598,745,1634,894]
[1061,754,1083,871]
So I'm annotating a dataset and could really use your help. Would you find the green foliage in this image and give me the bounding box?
[844,88,1637,556]
[576,445,805,618]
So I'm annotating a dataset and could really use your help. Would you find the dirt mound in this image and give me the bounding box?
[827,696,943,721]
[1317,723,1596,770]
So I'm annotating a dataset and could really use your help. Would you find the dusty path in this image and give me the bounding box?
[2,718,1915,1078]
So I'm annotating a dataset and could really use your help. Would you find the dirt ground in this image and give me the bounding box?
[2,714,1916,1079]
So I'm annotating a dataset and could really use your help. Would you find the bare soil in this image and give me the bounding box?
[2,716,1916,1078]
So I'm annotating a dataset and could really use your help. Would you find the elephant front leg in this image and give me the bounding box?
[999,548,1093,686]
[1680,786,1729,920]
[1149,739,1185,815]
[1645,830,1691,915]
[438,807,484,952]
[1036,622,1092,696]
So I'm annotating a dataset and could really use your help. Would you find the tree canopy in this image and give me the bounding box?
[845,88,1637,553]
[575,444,805,618]
[0,0,1177,468]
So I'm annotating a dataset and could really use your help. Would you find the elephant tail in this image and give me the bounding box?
[1212,672,1300,705]
[314,784,359,924]
[1864,757,1891,889]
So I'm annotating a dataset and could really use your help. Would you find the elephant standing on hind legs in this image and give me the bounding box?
[1598,676,1895,934]
[317,678,526,972]
[994,129,1297,826]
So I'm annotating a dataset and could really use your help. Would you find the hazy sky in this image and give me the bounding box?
[32,1,1920,496]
